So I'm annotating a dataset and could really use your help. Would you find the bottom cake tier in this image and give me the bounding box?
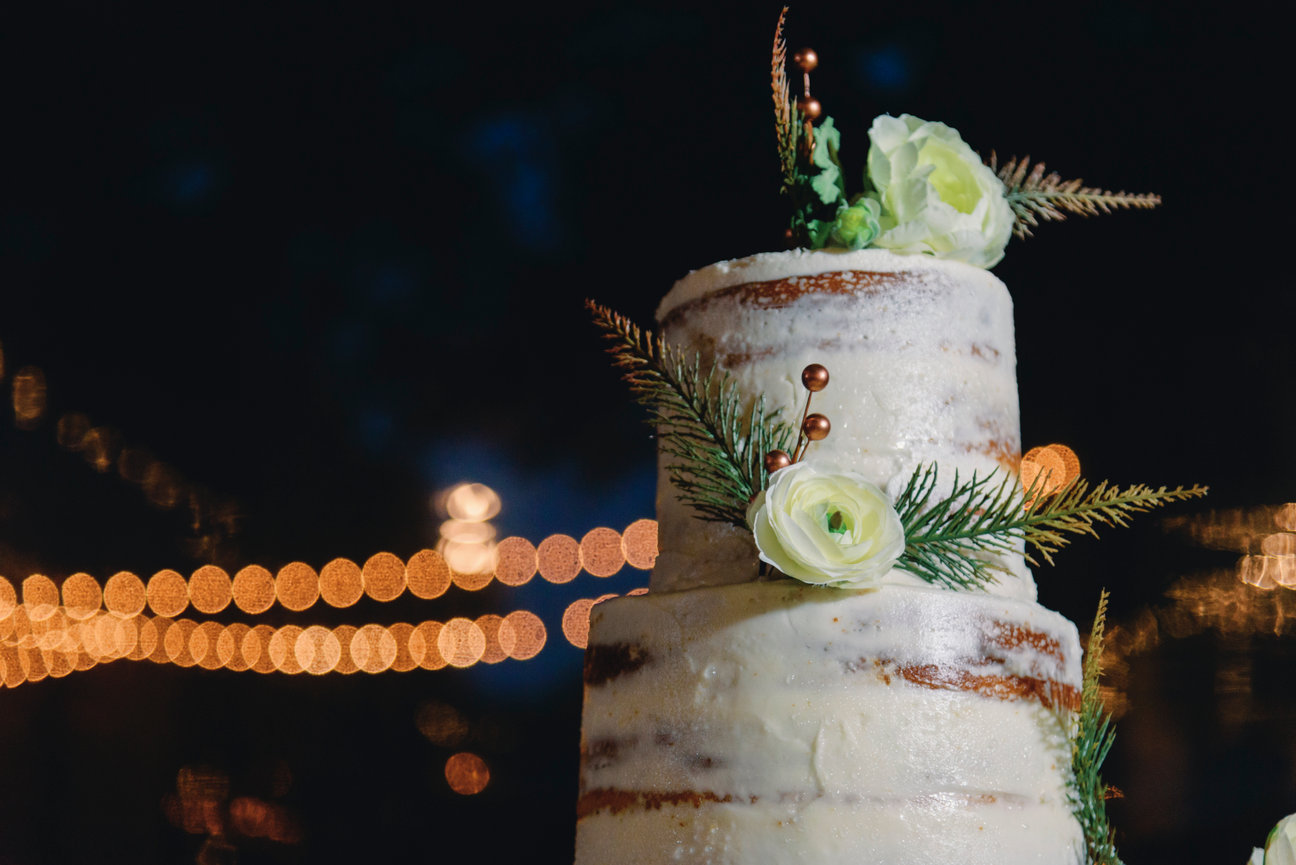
[575,581,1084,865]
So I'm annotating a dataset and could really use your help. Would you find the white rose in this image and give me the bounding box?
[1265,813,1296,865]
[867,113,1014,268]
[746,461,905,588]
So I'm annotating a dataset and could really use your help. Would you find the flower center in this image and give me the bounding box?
[826,508,850,536]
[917,140,979,214]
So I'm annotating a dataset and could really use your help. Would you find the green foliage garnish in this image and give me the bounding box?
[990,153,1163,240]
[810,116,845,207]
[1070,590,1125,865]
[771,8,855,248]
[587,301,1206,584]
[894,465,1208,590]
[586,300,794,527]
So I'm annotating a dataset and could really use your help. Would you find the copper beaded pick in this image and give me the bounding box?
[790,363,831,463]
[766,363,832,473]
[793,47,819,156]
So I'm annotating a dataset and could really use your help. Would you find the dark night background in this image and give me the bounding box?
[1,2,1291,863]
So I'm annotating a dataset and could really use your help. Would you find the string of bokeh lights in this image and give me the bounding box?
[0,519,657,688]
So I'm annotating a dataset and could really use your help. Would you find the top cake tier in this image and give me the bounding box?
[652,248,1033,599]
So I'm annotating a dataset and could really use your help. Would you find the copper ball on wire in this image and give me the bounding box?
[796,96,823,120]
[793,48,818,71]
[802,413,831,441]
[801,363,829,392]
[764,450,792,474]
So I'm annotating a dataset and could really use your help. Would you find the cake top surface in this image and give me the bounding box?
[657,247,1006,322]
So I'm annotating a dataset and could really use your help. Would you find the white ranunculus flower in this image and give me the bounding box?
[867,113,1014,268]
[746,461,905,588]
[1265,813,1296,865]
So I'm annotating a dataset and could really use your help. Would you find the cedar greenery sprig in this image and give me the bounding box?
[1070,590,1125,865]
[586,300,795,528]
[989,152,1163,240]
[894,465,1208,590]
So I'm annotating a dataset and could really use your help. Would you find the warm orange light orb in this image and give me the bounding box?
[444,752,490,795]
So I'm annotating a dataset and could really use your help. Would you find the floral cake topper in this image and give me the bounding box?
[1250,813,1296,865]
[772,8,1161,267]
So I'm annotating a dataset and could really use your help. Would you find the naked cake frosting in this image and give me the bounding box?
[575,250,1085,864]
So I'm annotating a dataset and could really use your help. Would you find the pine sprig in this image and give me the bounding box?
[893,465,1207,590]
[586,300,794,527]
[1070,590,1124,865]
[989,153,1162,240]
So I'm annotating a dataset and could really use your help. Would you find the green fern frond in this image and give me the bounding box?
[893,465,1207,590]
[1070,590,1124,865]
[988,153,1162,240]
[586,300,794,527]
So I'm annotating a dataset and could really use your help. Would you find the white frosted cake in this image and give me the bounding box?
[575,249,1084,864]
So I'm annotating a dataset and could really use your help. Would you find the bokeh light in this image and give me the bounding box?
[503,610,546,660]
[437,618,486,668]
[444,752,490,795]
[0,577,17,620]
[406,549,451,600]
[295,625,341,675]
[104,571,147,617]
[538,534,580,584]
[219,623,252,671]
[351,624,397,673]
[416,701,470,747]
[233,565,276,615]
[246,625,276,674]
[276,562,320,612]
[60,573,102,620]
[622,518,659,570]
[362,552,405,603]
[189,565,232,615]
[475,614,512,664]
[451,566,493,592]
[21,575,59,621]
[388,622,417,672]
[2,521,664,686]
[580,527,625,577]
[12,366,48,427]
[165,619,199,667]
[443,483,501,521]
[148,569,190,618]
[332,625,360,674]
[437,482,501,576]
[562,595,616,649]
[191,621,224,670]
[130,616,158,661]
[55,411,89,449]
[409,621,447,671]
[320,558,364,608]
[268,626,305,674]
[494,536,538,586]
[1021,443,1080,499]
[147,618,173,664]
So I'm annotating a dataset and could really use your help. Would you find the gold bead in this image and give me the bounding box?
[796,96,822,121]
[793,48,818,72]
[764,450,792,474]
[801,363,829,392]
[802,413,830,441]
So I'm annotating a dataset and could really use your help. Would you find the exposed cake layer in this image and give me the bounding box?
[575,582,1082,865]
[652,248,1027,596]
